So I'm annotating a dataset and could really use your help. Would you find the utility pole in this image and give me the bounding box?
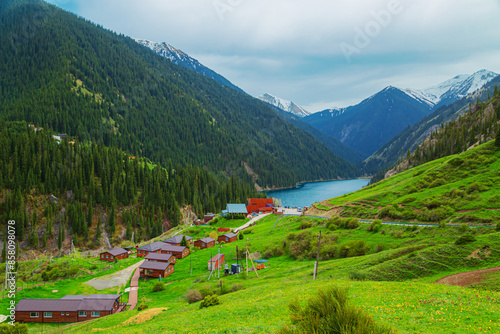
[245,247,259,278]
[313,230,321,280]
[246,246,248,277]
[190,255,192,275]
[236,245,239,277]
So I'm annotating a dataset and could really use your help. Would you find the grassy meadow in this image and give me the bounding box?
[314,141,500,225]
[13,213,500,333]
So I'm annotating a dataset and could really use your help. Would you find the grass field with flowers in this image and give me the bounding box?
[29,211,500,334]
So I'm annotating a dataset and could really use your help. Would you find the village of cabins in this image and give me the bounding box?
[15,198,277,323]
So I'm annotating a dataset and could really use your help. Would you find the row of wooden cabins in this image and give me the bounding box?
[15,294,124,323]
[19,228,243,323]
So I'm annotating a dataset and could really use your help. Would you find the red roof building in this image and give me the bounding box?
[208,254,225,271]
[246,198,274,214]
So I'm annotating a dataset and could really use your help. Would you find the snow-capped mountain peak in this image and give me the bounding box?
[134,38,243,92]
[403,70,498,109]
[258,93,311,117]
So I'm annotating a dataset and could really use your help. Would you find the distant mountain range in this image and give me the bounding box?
[303,70,498,156]
[135,38,244,93]
[258,93,311,117]
[363,74,500,175]
[403,69,499,110]
[304,86,432,156]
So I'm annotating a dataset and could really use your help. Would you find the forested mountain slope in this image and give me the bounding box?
[0,0,358,189]
[0,121,261,254]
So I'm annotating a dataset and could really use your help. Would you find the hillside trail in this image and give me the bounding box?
[435,266,500,286]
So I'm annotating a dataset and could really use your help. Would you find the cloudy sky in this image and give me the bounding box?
[46,0,500,112]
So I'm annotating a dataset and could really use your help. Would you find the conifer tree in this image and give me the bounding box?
[57,225,63,249]
[96,218,102,242]
[180,235,187,247]
[1,235,6,263]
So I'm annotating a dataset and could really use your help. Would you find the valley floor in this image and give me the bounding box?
[5,214,500,333]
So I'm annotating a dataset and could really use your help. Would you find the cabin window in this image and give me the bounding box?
[30,312,39,318]
[79,311,87,317]
[110,256,114,259]
[43,312,52,318]
[91,311,100,317]
[202,243,205,247]
[106,255,108,258]
[226,238,228,241]
[66,313,69,316]
[61,313,64,316]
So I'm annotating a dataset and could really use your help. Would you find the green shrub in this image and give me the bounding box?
[184,289,203,304]
[285,231,338,260]
[401,196,416,204]
[199,294,221,309]
[299,221,313,230]
[198,285,214,298]
[346,218,360,229]
[0,323,28,334]
[367,219,383,233]
[459,223,469,233]
[264,245,285,259]
[455,234,476,245]
[338,240,367,258]
[349,270,369,281]
[374,244,385,253]
[138,302,148,311]
[231,283,244,292]
[467,182,487,194]
[496,222,500,231]
[276,286,391,334]
[439,221,446,228]
[152,281,165,292]
[238,232,244,240]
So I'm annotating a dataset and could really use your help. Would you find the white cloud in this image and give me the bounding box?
[46,0,500,109]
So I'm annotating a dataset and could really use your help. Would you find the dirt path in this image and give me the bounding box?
[233,213,272,233]
[435,266,500,287]
[127,267,141,311]
[85,260,144,290]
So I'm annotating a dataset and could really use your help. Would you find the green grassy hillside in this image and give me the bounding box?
[315,140,500,225]
[11,214,500,333]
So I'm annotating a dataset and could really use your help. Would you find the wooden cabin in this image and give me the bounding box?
[218,232,238,244]
[136,241,164,257]
[194,237,215,249]
[160,244,189,259]
[99,248,128,262]
[139,261,174,278]
[15,295,123,323]
[163,234,193,246]
[203,214,215,223]
[145,252,176,264]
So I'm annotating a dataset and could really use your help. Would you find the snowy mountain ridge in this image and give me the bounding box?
[258,93,311,117]
[134,38,243,92]
[403,69,498,109]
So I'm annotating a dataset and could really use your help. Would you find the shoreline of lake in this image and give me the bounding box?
[266,179,370,208]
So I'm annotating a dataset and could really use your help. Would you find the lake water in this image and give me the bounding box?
[266,179,370,208]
